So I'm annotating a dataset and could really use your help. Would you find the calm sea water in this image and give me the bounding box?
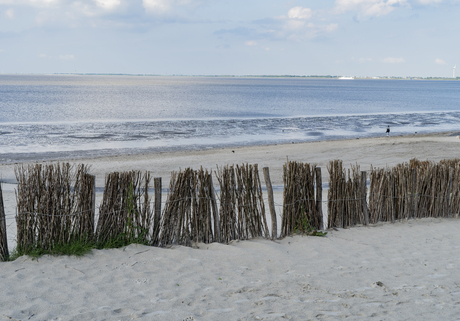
[1,75,460,163]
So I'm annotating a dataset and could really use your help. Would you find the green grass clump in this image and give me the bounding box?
[293,216,327,237]
[14,239,95,259]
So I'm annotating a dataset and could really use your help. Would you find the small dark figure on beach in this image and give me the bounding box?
[386,125,390,136]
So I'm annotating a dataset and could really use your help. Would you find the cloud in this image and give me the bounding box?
[0,0,59,7]
[59,54,75,60]
[287,7,312,20]
[334,0,408,17]
[142,0,203,15]
[326,23,339,32]
[245,40,257,46]
[285,22,339,41]
[4,8,14,18]
[95,0,121,10]
[272,7,338,41]
[0,0,142,28]
[244,40,269,51]
[435,58,446,65]
[382,57,405,63]
[285,19,306,31]
[416,0,442,4]
[354,57,373,62]
[0,49,5,53]
[143,0,171,13]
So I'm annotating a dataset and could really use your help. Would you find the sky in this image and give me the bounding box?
[0,0,458,77]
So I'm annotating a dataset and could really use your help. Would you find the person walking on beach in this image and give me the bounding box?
[386,125,390,136]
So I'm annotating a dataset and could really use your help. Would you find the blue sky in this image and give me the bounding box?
[0,0,458,77]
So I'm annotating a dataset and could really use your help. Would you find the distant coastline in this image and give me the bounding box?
[1,73,459,81]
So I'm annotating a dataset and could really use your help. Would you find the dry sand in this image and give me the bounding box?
[1,132,460,320]
[2,219,460,320]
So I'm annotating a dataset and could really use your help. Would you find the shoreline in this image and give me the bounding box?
[2,131,459,187]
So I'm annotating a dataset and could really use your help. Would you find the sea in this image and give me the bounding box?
[1,74,460,163]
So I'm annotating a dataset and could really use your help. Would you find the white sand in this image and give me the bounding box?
[1,133,460,320]
[2,218,460,320]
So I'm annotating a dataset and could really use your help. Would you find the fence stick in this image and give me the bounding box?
[0,183,8,261]
[448,167,453,217]
[411,169,417,219]
[152,177,162,245]
[209,175,220,243]
[90,174,96,238]
[361,171,369,225]
[315,167,323,230]
[389,173,395,223]
[263,167,277,239]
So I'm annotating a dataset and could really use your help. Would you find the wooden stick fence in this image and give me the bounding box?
[368,159,460,223]
[281,161,321,236]
[96,171,152,245]
[6,158,460,259]
[157,167,219,247]
[327,160,367,228]
[216,164,269,243]
[14,163,94,253]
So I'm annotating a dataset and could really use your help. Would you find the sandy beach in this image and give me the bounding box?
[2,131,460,187]
[2,132,460,320]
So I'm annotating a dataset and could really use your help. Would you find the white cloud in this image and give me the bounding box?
[0,49,5,53]
[2,0,130,26]
[4,8,14,18]
[142,0,200,14]
[143,0,171,13]
[0,0,59,7]
[95,0,121,10]
[285,22,339,41]
[274,6,337,40]
[326,23,339,32]
[355,57,373,62]
[334,0,408,17]
[285,19,306,30]
[245,40,258,46]
[29,0,58,5]
[416,0,442,4]
[39,53,48,58]
[244,40,269,51]
[382,57,405,63]
[59,54,75,60]
[435,58,446,65]
[287,7,312,20]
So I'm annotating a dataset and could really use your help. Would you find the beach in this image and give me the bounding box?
[1,132,460,320]
[2,131,460,187]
